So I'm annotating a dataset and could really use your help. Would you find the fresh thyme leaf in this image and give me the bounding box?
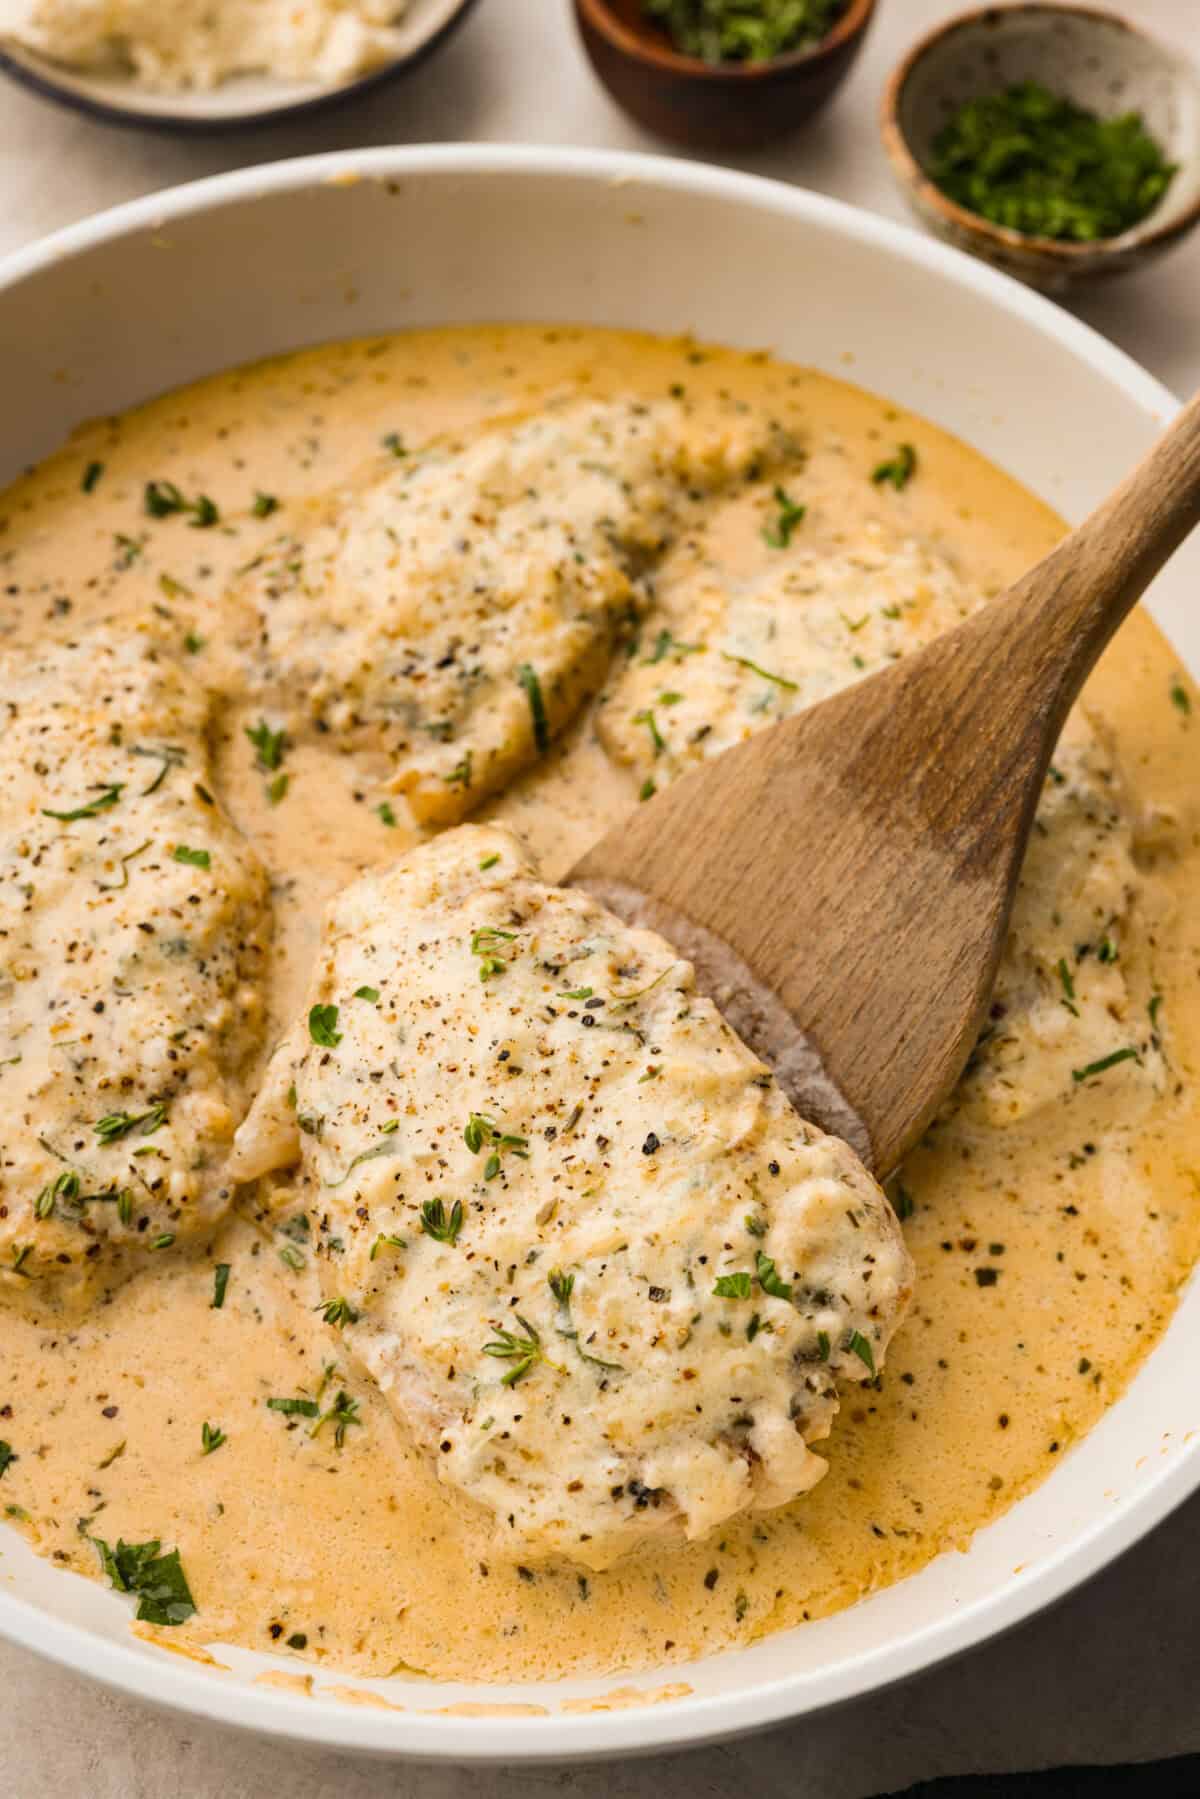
[309,1389,361,1448]
[518,663,550,754]
[200,1422,226,1455]
[172,845,210,869]
[308,1004,342,1049]
[94,1102,168,1144]
[755,1250,792,1302]
[560,987,593,1000]
[317,1297,360,1328]
[817,1330,831,1361]
[464,1113,529,1175]
[382,432,406,458]
[377,801,397,827]
[714,1271,753,1299]
[1149,993,1164,1033]
[0,1442,17,1478]
[246,718,286,772]
[211,1263,230,1309]
[1072,1046,1140,1082]
[34,1169,81,1221]
[252,491,279,518]
[369,1233,406,1260]
[82,460,105,493]
[131,743,186,795]
[548,1268,575,1306]
[266,1396,320,1418]
[354,985,380,1004]
[872,443,917,489]
[267,772,289,806]
[549,1268,624,1373]
[762,484,806,548]
[1097,937,1119,964]
[847,1328,875,1375]
[1171,679,1192,718]
[643,628,702,664]
[420,1198,464,1245]
[479,853,500,870]
[744,1213,767,1237]
[445,750,473,789]
[719,651,798,691]
[91,1536,196,1626]
[633,707,666,757]
[470,925,517,982]
[482,1316,543,1386]
[151,1233,175,1250]
[43,783,124,822]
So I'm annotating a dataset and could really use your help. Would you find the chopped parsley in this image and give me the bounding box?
[872,443,917,490]
[172,845,210,869]
[518,663,550,754]
[930,81,1177,243]
[755,1250,792,1301]
[308,1004,342,1049]
[246,718,287,772]
[847,1328,875,1374]
[643,0,846,63]
[144,480,219,528]
[92,1536,196,1626]
[762,484,806,548]
[713,1271,753,1300]
[420,1198,464,1245]
[354,985,380,1003]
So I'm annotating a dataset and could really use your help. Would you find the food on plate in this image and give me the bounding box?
[0,629,270,1303]
[233,823,913,1568]
[0,0,411,89]
[238,398,779,826]
[0,325,1194,1684]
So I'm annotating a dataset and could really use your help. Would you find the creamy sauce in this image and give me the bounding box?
[1,326,1197,1685]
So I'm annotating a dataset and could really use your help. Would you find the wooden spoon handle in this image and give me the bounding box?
[992,386,1200,736]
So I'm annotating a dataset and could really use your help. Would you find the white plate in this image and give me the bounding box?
[0,144,1196,1765]
[0,0,477,131]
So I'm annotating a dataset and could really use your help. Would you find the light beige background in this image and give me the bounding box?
[2,1,1199,1792]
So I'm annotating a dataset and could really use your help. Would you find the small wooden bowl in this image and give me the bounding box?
[574,0,877,151]
[881,4,1200,293]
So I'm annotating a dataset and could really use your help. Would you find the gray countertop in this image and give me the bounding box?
[2,1,1199,1792]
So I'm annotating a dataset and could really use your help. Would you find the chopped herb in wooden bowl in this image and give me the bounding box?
[930,81,1176,243]
[642,0,846,63]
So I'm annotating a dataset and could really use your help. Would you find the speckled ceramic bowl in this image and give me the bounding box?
[882,4,1200,293]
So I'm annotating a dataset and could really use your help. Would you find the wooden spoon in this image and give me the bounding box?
[571,390,1200,1177]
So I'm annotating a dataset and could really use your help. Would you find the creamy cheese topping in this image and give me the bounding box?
[0,628,270,1304]
[233,824,913,1568]
[0,0,411,89]
[240,398,783,826]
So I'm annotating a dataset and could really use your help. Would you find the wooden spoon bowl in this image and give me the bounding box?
[573,389,1200,1176]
